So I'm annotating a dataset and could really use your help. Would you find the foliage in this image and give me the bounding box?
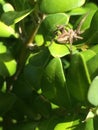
[0,0,98,129]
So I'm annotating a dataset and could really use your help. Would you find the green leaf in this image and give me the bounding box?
[88,76,98,106]
[32,94,51,118]
[3,3,14,12]
[91,44,98,54]
[10,122,37,130]
[41,57,71,107]
[0,42,7,53]
[39,0,86,14]
[26,49,50,90]
[0,91,16,115]
[4,59,17,76]
[10,0,30,11]
[29,49,50,67]
[12,74,33,99]
[85,118,94,130]
[80,49,96,62]
[0,45,17,76]
[0,60,17,77]
[70,2,97,16]
[34,34,44,46]
[80,48,98,80]
[42,13,69,35]
[13,98,40,120]
[67,52,91,102]
[0,0,5,5]
[68,7,88,16]
[54,119,80,130]
[86,10,98,44]
[37,115,63,130]
[48,41,70,57]
[1,9,33,25]
[87,54,98,79]
[0,21,18,37]
[13,74,51,119]
[94,116,98,130]
[24,65,43,90]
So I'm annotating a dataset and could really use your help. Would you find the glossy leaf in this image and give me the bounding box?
[36,115,63,130]
[34,34,44,46]
[39,0,86,14]
[1,9,33,25]
[88,76,98,106]
[0,21,18,37]
[54,119,80,130]
[13,73,51,118]
[0,42,7,53]
[26,49,50,90]
[3,3,14,12]
[29,48,50,67]
[85,118,94,130]
[87,54,98,79]
[69,2,98,16]
[80,48,98,79]
[73,3,97,35]
[85,2,98,10]
[67,52,91,102]
[4,59,17,76]
[87,10,98,44]
[24,65,43,90]
[68,7,88,16]
[0,45,17,76]
[42,13,69,35]
[48,41,70,57]
[80,49,96,62]
[0,60,16,77]
[41,57,71,107]
[91,44,98,54]
[0,57,17,77]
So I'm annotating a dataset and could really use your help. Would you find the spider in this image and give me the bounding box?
[53,14,88,53]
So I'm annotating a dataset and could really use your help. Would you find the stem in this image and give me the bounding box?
[14,14,43,80]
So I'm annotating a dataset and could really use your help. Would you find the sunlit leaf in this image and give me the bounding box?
[85,118,94,130]
[54,119,80,130]
[4,59,17,76]
[0,42,7,53]
[0,46,17,76]
[1,9,33,25]
[88,76,98,106]
[0,21,18,37]
[3,3,14,12]
[39,0,86,14]
[87,10,98,44]
[48,41,70,57]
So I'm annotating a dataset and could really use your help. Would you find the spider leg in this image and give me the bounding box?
[76,13,89,34]
[75,35,83,40]
[69,37,73,55]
